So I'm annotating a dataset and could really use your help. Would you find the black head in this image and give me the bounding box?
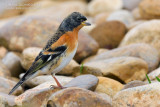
[58,12,91,32]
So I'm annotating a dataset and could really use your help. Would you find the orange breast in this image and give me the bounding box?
[50,28,79,53]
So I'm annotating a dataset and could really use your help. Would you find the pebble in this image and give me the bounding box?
[120,20,160,56]
[47,87,112,107]
[95,77,124,97]
[90,21,127,49]
[2,52,24,77]
[113,82,160,107]
[87,0,123,16]
[84,56,148,83]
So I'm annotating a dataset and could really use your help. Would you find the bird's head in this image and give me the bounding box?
[58,12,91,32]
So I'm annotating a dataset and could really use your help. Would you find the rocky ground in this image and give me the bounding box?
[0,0,160,107]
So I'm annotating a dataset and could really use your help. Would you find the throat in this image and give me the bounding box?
[65,28,79,52]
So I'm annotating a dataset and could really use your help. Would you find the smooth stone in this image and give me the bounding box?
[122,80,148,90]
[0,61,11,78]
[132,7,142,20]
[83,43,159,72]
[0,77,23,95]
[27,74,98,91]
[74,31,99,62]
[15,75,98,106]
[113,82,160,107]
[25,1,87,22]
[120,20,160,55]
[0,0,39,19]
[65,74,99,91]
[93,12,110,25]
[21,47,42,70]
[90,21,127,49]
[81,48,109,64]
[95,77,124,97]
[97,48,109,54]
[139,0,160,19]
[8,77,19,83]
[84,56,148,83]
[72,65,103,77]
[2,52,24,77]
[0,47,7,59]
[107,10,134,27]
[0,93,16,107]
[122,0,141,10]
[147,67,160,81]
[24,75,74,88]
[128,20,146,30]
[87,0,123,16]
[0,16,59,51]
[24,0,59,14]
[15,84,60,107]
[96,92,112,106]
[47,87,112,107]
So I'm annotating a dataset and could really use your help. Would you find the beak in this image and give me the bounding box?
[82,21,91,26]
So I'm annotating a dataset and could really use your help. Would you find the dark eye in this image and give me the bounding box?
[77,18,81,21]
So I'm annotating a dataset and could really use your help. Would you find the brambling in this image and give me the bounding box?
[9,12,91,95]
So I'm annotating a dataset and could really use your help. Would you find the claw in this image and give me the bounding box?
[50,85,66,90]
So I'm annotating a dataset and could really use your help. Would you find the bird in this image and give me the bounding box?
[9,12,91,95]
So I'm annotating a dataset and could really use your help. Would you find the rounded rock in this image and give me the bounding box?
[107,10,134,27]
[24,75,74,88]
[47,87,112,107]
[84,56,148,83]
[83,43,158,72]
[0,0,39,19]
[93,12,110,25]
[21,47,42,70]
[0,47,7,59]
[122,80,148,90]
[0,77,23,95]
[87,0,123,16]
[2,52,24,77]
[25,1,87,21]
[74,31,99,62]
[0,61,11,78]
[0,93,16,107]
[120,20,160,56]
[90,21,127,49]
[113,82,160,107]
[95,77,124,97]
[72,65,103,77]
[0,16,59,51]
[65,74,99,91]
[147,67,160,81]
[139,0,160,19]
[122,0,141,10]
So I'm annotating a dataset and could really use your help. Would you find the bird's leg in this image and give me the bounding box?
[50,73,64,89]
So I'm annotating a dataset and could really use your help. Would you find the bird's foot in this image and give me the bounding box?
[50,85,66,90]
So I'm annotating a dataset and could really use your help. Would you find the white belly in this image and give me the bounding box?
[41,43,78,74]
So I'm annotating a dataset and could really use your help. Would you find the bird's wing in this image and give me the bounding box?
[24,45,67,79]
[9,45,67,95]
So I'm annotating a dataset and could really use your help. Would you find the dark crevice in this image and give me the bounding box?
[47,100,56,107]
[106,73,125,84]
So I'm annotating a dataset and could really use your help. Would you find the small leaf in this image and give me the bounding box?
[156,76,160,82]
[146,74,151,84]
[80,64,84,74]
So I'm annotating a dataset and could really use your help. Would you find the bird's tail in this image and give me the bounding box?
[8,77,25,95]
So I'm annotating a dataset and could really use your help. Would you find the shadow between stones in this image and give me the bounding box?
[106,73,125,84]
